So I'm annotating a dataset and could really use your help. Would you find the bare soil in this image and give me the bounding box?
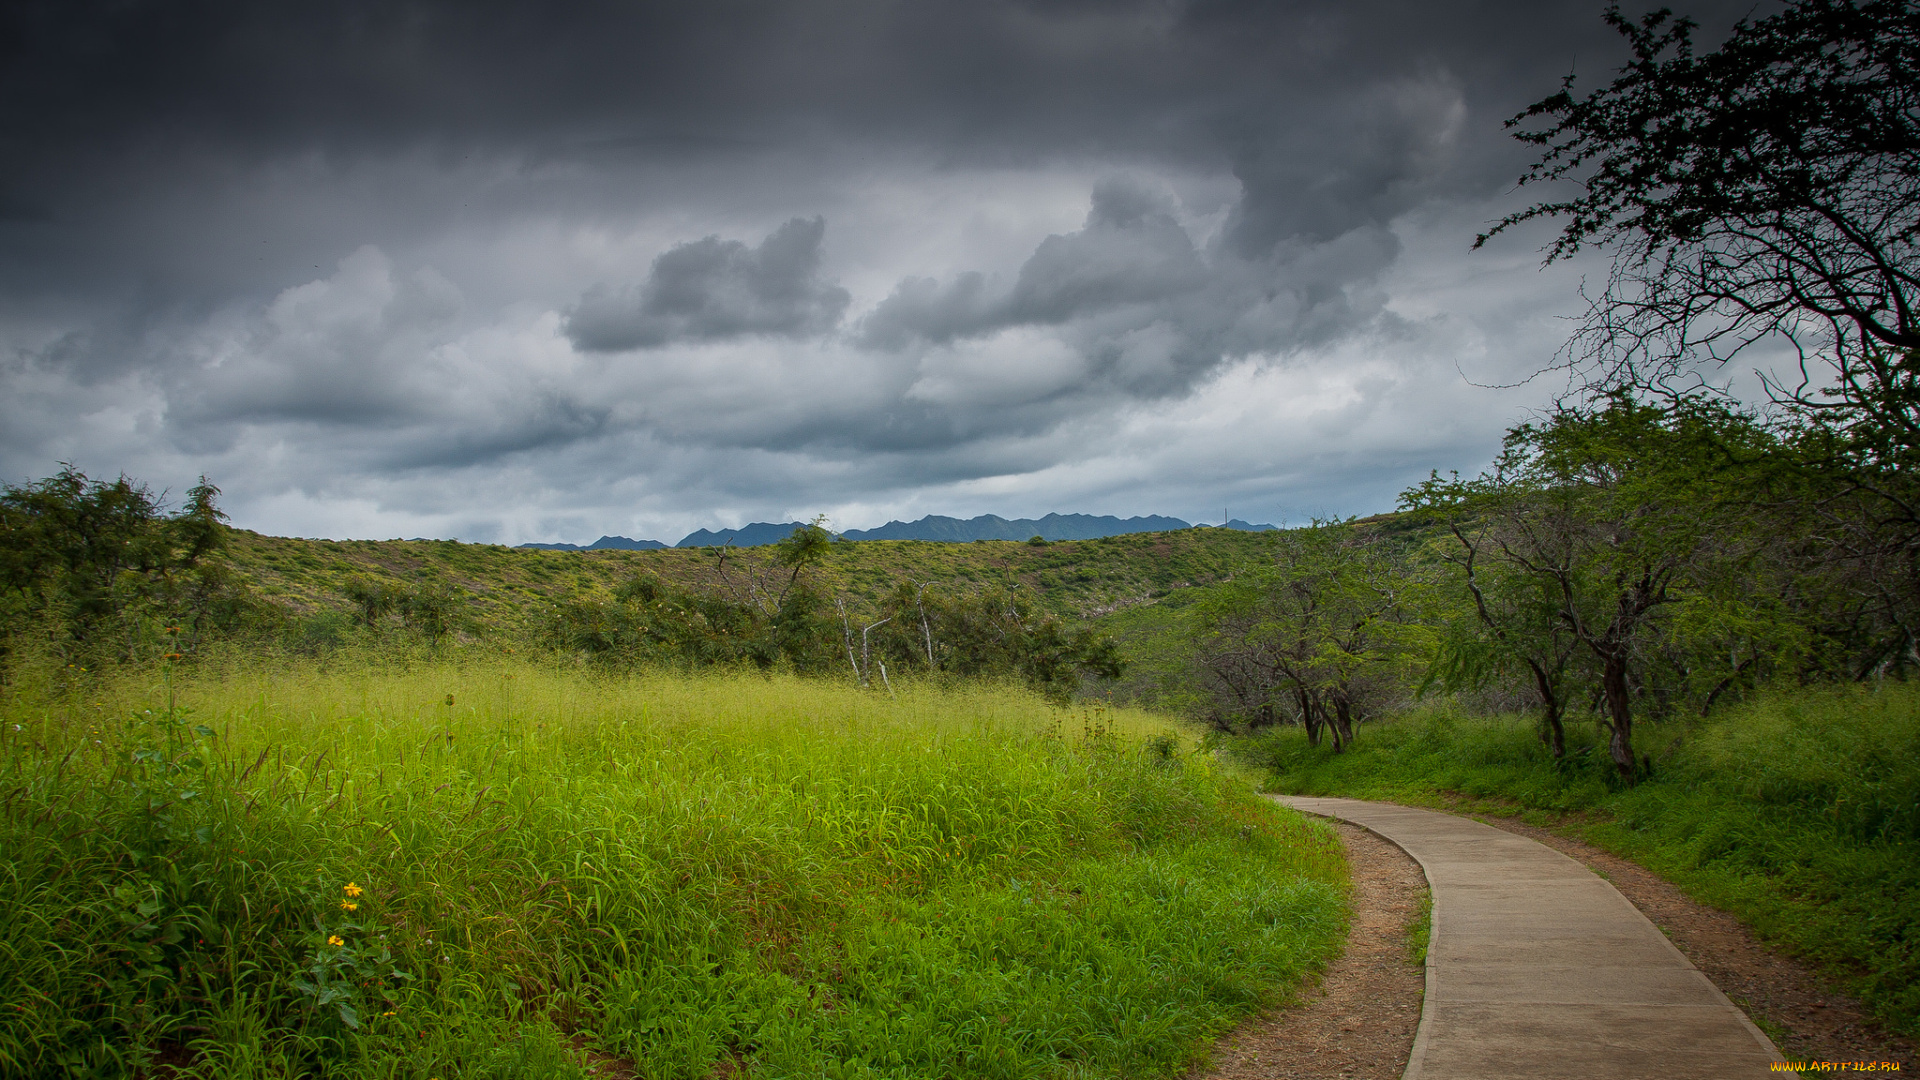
[1192,821,1428,1080]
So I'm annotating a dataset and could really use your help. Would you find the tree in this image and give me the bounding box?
[1482,0,1920,682]
[1404,397,1801,780]
[1419,521,1583,758]
[704,517,836,620]
[773,516,835,593]
[0,466,258,659]
[1188,523,1422,749]
[1483,0,1920,408]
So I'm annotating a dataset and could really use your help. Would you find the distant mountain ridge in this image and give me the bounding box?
[674,522,814,548]
[842,513,1193,543]
[517,512,1279,550]
[517,535,669,552]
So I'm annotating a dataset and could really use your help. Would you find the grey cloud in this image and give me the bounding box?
[165,247,464,431]
[566,217,850,351]
[369,394,613,471]
[857,273,999,351]
[853,175,1403,405]
[858,177,1205,349]
[1007,179,1208,322]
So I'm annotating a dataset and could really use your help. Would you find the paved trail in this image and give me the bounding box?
[1278,796,1782,1080]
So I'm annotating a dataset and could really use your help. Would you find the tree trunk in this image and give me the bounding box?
[1527,659,1566,759]
[1297,689,1323,747]
[1599,648,1637,782]
[1329,690,1356,752]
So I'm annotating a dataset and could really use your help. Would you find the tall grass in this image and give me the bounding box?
[0,657,1346,1078]
[1247,683,1920,1037]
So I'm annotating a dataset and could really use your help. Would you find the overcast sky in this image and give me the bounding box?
[0,0,1773,544]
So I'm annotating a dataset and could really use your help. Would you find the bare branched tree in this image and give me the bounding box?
[1482,0,1920,404]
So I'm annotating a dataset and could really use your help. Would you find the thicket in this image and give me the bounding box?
[535,525,1124,702]
[0,662,1346,1078]
[200,527,1258,647]
[0,467,274,665]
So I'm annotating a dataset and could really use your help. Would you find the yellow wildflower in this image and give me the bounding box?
[343,881,364,897]
[327,935,344,947]
[341,900,358,911]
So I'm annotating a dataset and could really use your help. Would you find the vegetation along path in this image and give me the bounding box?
[1280,796,1781,1079]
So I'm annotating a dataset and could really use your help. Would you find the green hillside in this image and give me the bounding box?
[222,525,1278,637]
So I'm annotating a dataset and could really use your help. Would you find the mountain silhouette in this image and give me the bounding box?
[519,512,1279,550]
[841,513,1193,542]
[517,535,668,552]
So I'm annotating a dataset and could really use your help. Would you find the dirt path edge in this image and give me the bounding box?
[1191,818,1428,1080]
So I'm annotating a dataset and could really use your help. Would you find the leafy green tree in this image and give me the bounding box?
[1482,0,1920,694]
[773,516,836,586]
[1779,348,1920,672]
[1405,397,1804,779]
[1418,524,1584,757]
[1188,523,1424,748]
[0,466,260,659]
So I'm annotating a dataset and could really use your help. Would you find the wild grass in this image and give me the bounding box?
[1405,890,1431,970]
[1244,683,1920,1037]
[0,657,1346,1078]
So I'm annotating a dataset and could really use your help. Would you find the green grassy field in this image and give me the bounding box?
[1245,685,1920,1038]
[0,658,1346,1078]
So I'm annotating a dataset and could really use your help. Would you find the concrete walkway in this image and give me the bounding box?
[1277,796,1782,1080]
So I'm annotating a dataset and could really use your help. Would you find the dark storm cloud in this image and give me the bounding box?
[0,0,1783,540]
[566,217,850,351]
[1223,77,1469,255]
[1,0,1768,215]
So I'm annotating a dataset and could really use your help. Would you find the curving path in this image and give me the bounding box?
[1277,796,1783,1080]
